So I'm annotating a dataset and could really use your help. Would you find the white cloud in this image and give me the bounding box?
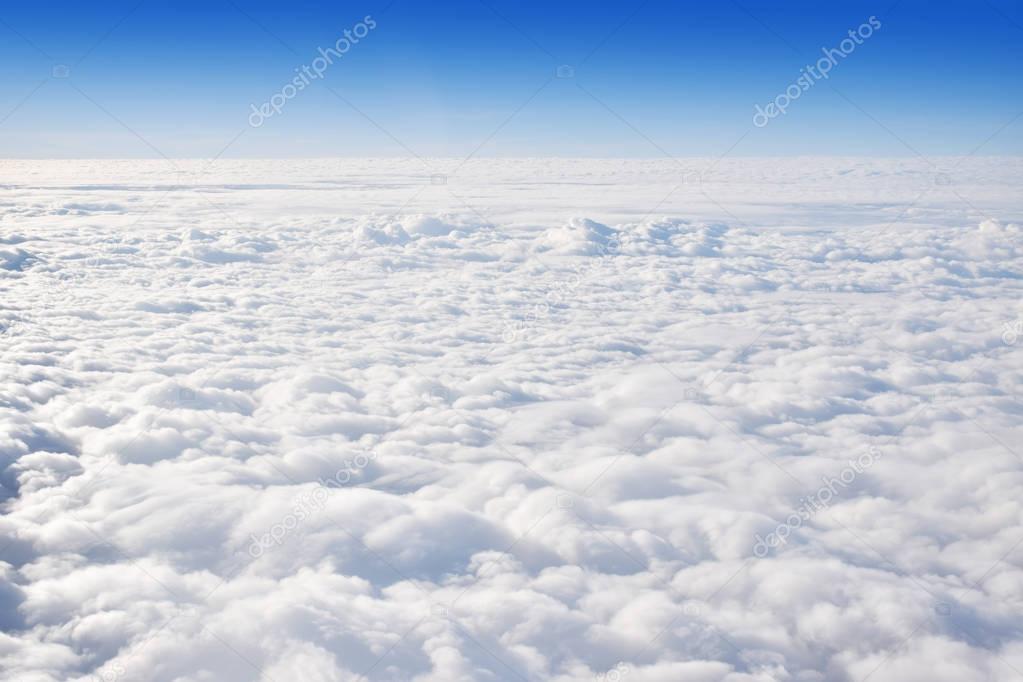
[0,158,1021,680]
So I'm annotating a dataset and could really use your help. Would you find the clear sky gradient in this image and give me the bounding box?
[1,0,1021,158]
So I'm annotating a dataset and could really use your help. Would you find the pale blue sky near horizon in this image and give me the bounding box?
[0,0,1021,158]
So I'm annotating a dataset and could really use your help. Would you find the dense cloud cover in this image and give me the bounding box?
[1,159,1022,681]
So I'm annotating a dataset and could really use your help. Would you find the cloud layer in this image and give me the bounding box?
[1,158,1022,681]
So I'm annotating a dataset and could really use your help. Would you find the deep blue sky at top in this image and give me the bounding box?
[0,0,1020,157]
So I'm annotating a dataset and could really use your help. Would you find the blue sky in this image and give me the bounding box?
[0,0,1021,157]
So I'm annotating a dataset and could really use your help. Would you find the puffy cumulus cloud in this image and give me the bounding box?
[348,213,489,248]
[0,158,1022,680]
[537,217,620,256]
[618,218,731,258]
